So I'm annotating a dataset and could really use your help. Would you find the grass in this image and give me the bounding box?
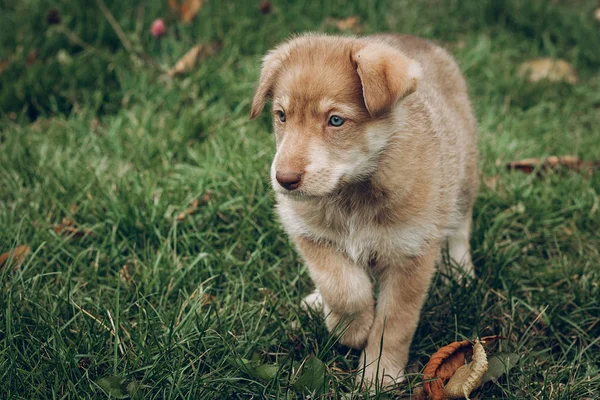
[1,0,599,398]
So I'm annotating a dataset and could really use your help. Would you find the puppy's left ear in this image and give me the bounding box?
[250,50,284,119]
[352,42,422,118]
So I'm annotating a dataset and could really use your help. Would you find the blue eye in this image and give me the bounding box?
[277,111,286,122]
[328,115,345,127]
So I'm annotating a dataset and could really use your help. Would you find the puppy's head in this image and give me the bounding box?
[251,34,421,198]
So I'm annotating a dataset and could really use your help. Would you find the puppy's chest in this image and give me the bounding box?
[281,202,434,265]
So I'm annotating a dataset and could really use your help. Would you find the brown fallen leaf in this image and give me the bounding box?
[506,155,600,176]
[27,49,40,65]
[120,264,134,285]
[54,225,93,238]
[0,59,9,75]
[423,339,472,400]
[54,217,94,239]
[0,245,31,271]
[201,292,215,305]
[167,43,220,76]
[325,16,363,33]
[482,175,499,190]
[176,198,201,221]
[423,336,502,400]
[443,340,488,399]
[259,0,272,14]
[168,0,205,23]
[517,58,577,84]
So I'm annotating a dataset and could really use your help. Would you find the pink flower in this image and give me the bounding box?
[151,19,166,38]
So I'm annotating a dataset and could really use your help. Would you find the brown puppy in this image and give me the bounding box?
[250,33,478,388]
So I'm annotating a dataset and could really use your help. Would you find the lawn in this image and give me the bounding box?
[1,0,599,398]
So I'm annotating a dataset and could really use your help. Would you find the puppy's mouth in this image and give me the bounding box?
[273,174,350,200]
[276,189,322,201]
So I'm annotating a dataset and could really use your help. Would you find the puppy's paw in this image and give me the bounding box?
[325,309,374,349]
[440,261,475,286]
[357,356,406,390]
[458,261,476,283]
[301,290,324,313]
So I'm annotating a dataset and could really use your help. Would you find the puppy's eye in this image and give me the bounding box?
[277,111,286,122]
[328,115,345,127]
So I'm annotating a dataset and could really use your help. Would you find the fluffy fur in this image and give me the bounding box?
[251,33,478,388]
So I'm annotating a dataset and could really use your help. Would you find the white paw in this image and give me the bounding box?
[301,290,324,312]
[358,359,406,390]
[440,260,475,285]
[325,309,373,349]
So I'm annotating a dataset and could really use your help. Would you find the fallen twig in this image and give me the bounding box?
[506,155,600,176]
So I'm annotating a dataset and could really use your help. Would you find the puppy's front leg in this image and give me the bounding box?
[361,247,438,388]
[295,237,374,349]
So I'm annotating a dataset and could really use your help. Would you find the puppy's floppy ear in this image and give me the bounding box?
[250,50,285,119]
[352,42,422,117]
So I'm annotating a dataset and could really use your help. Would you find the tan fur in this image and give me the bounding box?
[251,33,478,388]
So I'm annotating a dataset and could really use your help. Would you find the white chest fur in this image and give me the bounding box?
[277,197,440,266]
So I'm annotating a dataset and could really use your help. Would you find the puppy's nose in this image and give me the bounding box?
[276,171,303,190]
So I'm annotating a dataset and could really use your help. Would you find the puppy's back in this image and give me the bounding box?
[373,33,478,219]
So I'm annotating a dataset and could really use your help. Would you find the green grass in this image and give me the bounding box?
[1,0,599,398]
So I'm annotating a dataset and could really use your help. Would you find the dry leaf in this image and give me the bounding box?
[168,43,219,76]
[54,225,93,238]
[423,336,502,400]
[595,8,600,22]
[325,16,363,33]
[120,265,134,285]
[259,0,272,14]
[201,292,215,305]
[423,339,473,400]
[169,0,205,23]
[443,340,488,399]
[176,198,201,221]
[506,155,600,176]
[0,245,31,271]
[27,49,40,65]
[54,217,94,239]
[62,216,74,226]
[482,175,499,190]
[0,59,9,75]
[182,289,214,310]
[517,58,577,84]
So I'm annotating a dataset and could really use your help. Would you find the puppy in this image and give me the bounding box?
[250,33,478,388]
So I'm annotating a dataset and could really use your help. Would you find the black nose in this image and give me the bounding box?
[276,171,303,190]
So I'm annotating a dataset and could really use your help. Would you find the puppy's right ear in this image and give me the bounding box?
[250,50,284,119]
